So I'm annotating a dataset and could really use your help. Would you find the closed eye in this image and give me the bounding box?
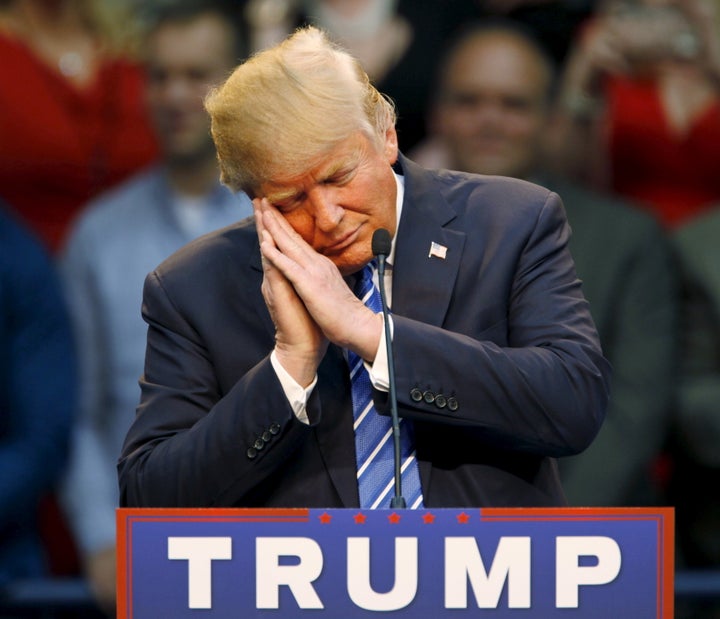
[323,168,355,186]
[273,194,304,212]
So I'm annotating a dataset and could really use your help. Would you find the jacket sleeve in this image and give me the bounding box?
[388,191,611,457]
[117,270,318,508]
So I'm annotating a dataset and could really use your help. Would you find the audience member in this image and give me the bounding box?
[473,0,595,64]
[414,21,677,507]
[0,0,158,253]
[552,0,720,228]
[0,205,76,587]
[670,205,720,568]
[58,2,251,613]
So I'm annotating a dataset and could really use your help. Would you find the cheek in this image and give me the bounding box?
[283,211,315,244]
[449,111,480,135]
[508,115,540,139]
[367,200,397,236]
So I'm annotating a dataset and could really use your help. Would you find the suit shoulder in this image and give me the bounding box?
[672,204,720,272]
[674,204,720,248]
[557,182,664,235]
[434,168,553,204]
[420,168,559,232]
[154,218,257,284]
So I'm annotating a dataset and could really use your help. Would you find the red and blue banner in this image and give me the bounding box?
[117,507,674,618]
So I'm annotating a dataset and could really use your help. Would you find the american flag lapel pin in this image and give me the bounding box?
[428,241,448,259]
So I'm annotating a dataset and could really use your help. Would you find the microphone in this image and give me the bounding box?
[371,228,406,509]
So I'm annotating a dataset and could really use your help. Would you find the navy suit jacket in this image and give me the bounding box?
[118,156,610,508]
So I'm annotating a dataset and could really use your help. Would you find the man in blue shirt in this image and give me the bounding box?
[59,1,252,612]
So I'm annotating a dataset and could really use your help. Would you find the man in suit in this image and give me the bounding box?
[118,26,610,509]
[670,208,720,568]
[413,20,677,506]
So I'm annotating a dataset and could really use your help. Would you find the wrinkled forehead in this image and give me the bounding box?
[253,130,375,193]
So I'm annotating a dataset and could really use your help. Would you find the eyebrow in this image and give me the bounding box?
[264,154,360,204]
[264,187,301,204]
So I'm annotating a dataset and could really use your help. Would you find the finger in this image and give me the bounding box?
[260,203,318,264]
[253,198,276,266]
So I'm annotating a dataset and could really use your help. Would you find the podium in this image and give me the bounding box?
[117,507,674,618]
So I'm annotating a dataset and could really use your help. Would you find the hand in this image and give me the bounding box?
[85,546,116,615]
[566,5,698,89]
[676,0,720,78]
[606,4,700,64]
[255,199,383,366]
[573,17,637,79]
[254,199,327,386]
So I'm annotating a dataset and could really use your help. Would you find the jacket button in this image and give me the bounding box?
[447,397,459,411]
[262,430,272,442]
[269,423,281,435]
[423,390,435,404]
[435,394,447,409]
[253,438,265,450]
[410,388,423,402]
[247,447,258,459]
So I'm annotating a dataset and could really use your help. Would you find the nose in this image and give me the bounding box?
[307,187,344,231]
[162,76,194,106]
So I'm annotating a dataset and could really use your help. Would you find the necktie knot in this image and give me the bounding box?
[354,260,377,299]
[354,261,381,314]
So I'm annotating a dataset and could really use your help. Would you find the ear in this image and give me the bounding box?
[383,125,399,164]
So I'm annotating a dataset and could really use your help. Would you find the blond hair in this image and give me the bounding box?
[205,26,396,194]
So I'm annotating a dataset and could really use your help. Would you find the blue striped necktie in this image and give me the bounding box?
[348,261,424,509]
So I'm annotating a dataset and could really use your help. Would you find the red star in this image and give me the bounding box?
[353,513,367,524]
[422,512,436,524]
[456,512,470,524]
[388,512,401,524]
[318,512,332,524]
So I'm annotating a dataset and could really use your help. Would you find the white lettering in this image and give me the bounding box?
[256,537,324,609]
[445,537,531,609]
[556,536,622,607]
[167,536,232,609]
[347,537,418,610]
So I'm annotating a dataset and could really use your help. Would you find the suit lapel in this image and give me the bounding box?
[392,157,466,327]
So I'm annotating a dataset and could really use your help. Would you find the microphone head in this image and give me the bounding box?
[372,228,392,257]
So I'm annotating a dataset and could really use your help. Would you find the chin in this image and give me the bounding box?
[332,252,372,276]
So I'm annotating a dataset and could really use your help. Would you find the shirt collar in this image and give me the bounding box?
[388,171,404,267]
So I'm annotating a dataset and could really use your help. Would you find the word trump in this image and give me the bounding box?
[167,535,621,611]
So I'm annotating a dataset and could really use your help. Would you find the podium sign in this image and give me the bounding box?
[117,507,673,618]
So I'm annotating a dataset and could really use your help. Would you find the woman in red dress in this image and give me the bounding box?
[551,0,720,228]
[0,0,158,253]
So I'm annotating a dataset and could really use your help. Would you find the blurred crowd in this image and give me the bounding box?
[1,0,720,617]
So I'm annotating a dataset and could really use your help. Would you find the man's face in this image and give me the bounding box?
[145,14,235,164]
[259,128,399,275]
[435,33,550,179]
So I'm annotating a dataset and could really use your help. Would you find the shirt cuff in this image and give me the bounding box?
[270,350,317,424]
[367,314,392,391]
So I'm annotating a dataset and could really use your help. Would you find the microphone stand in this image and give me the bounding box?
[373,230,406,508]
